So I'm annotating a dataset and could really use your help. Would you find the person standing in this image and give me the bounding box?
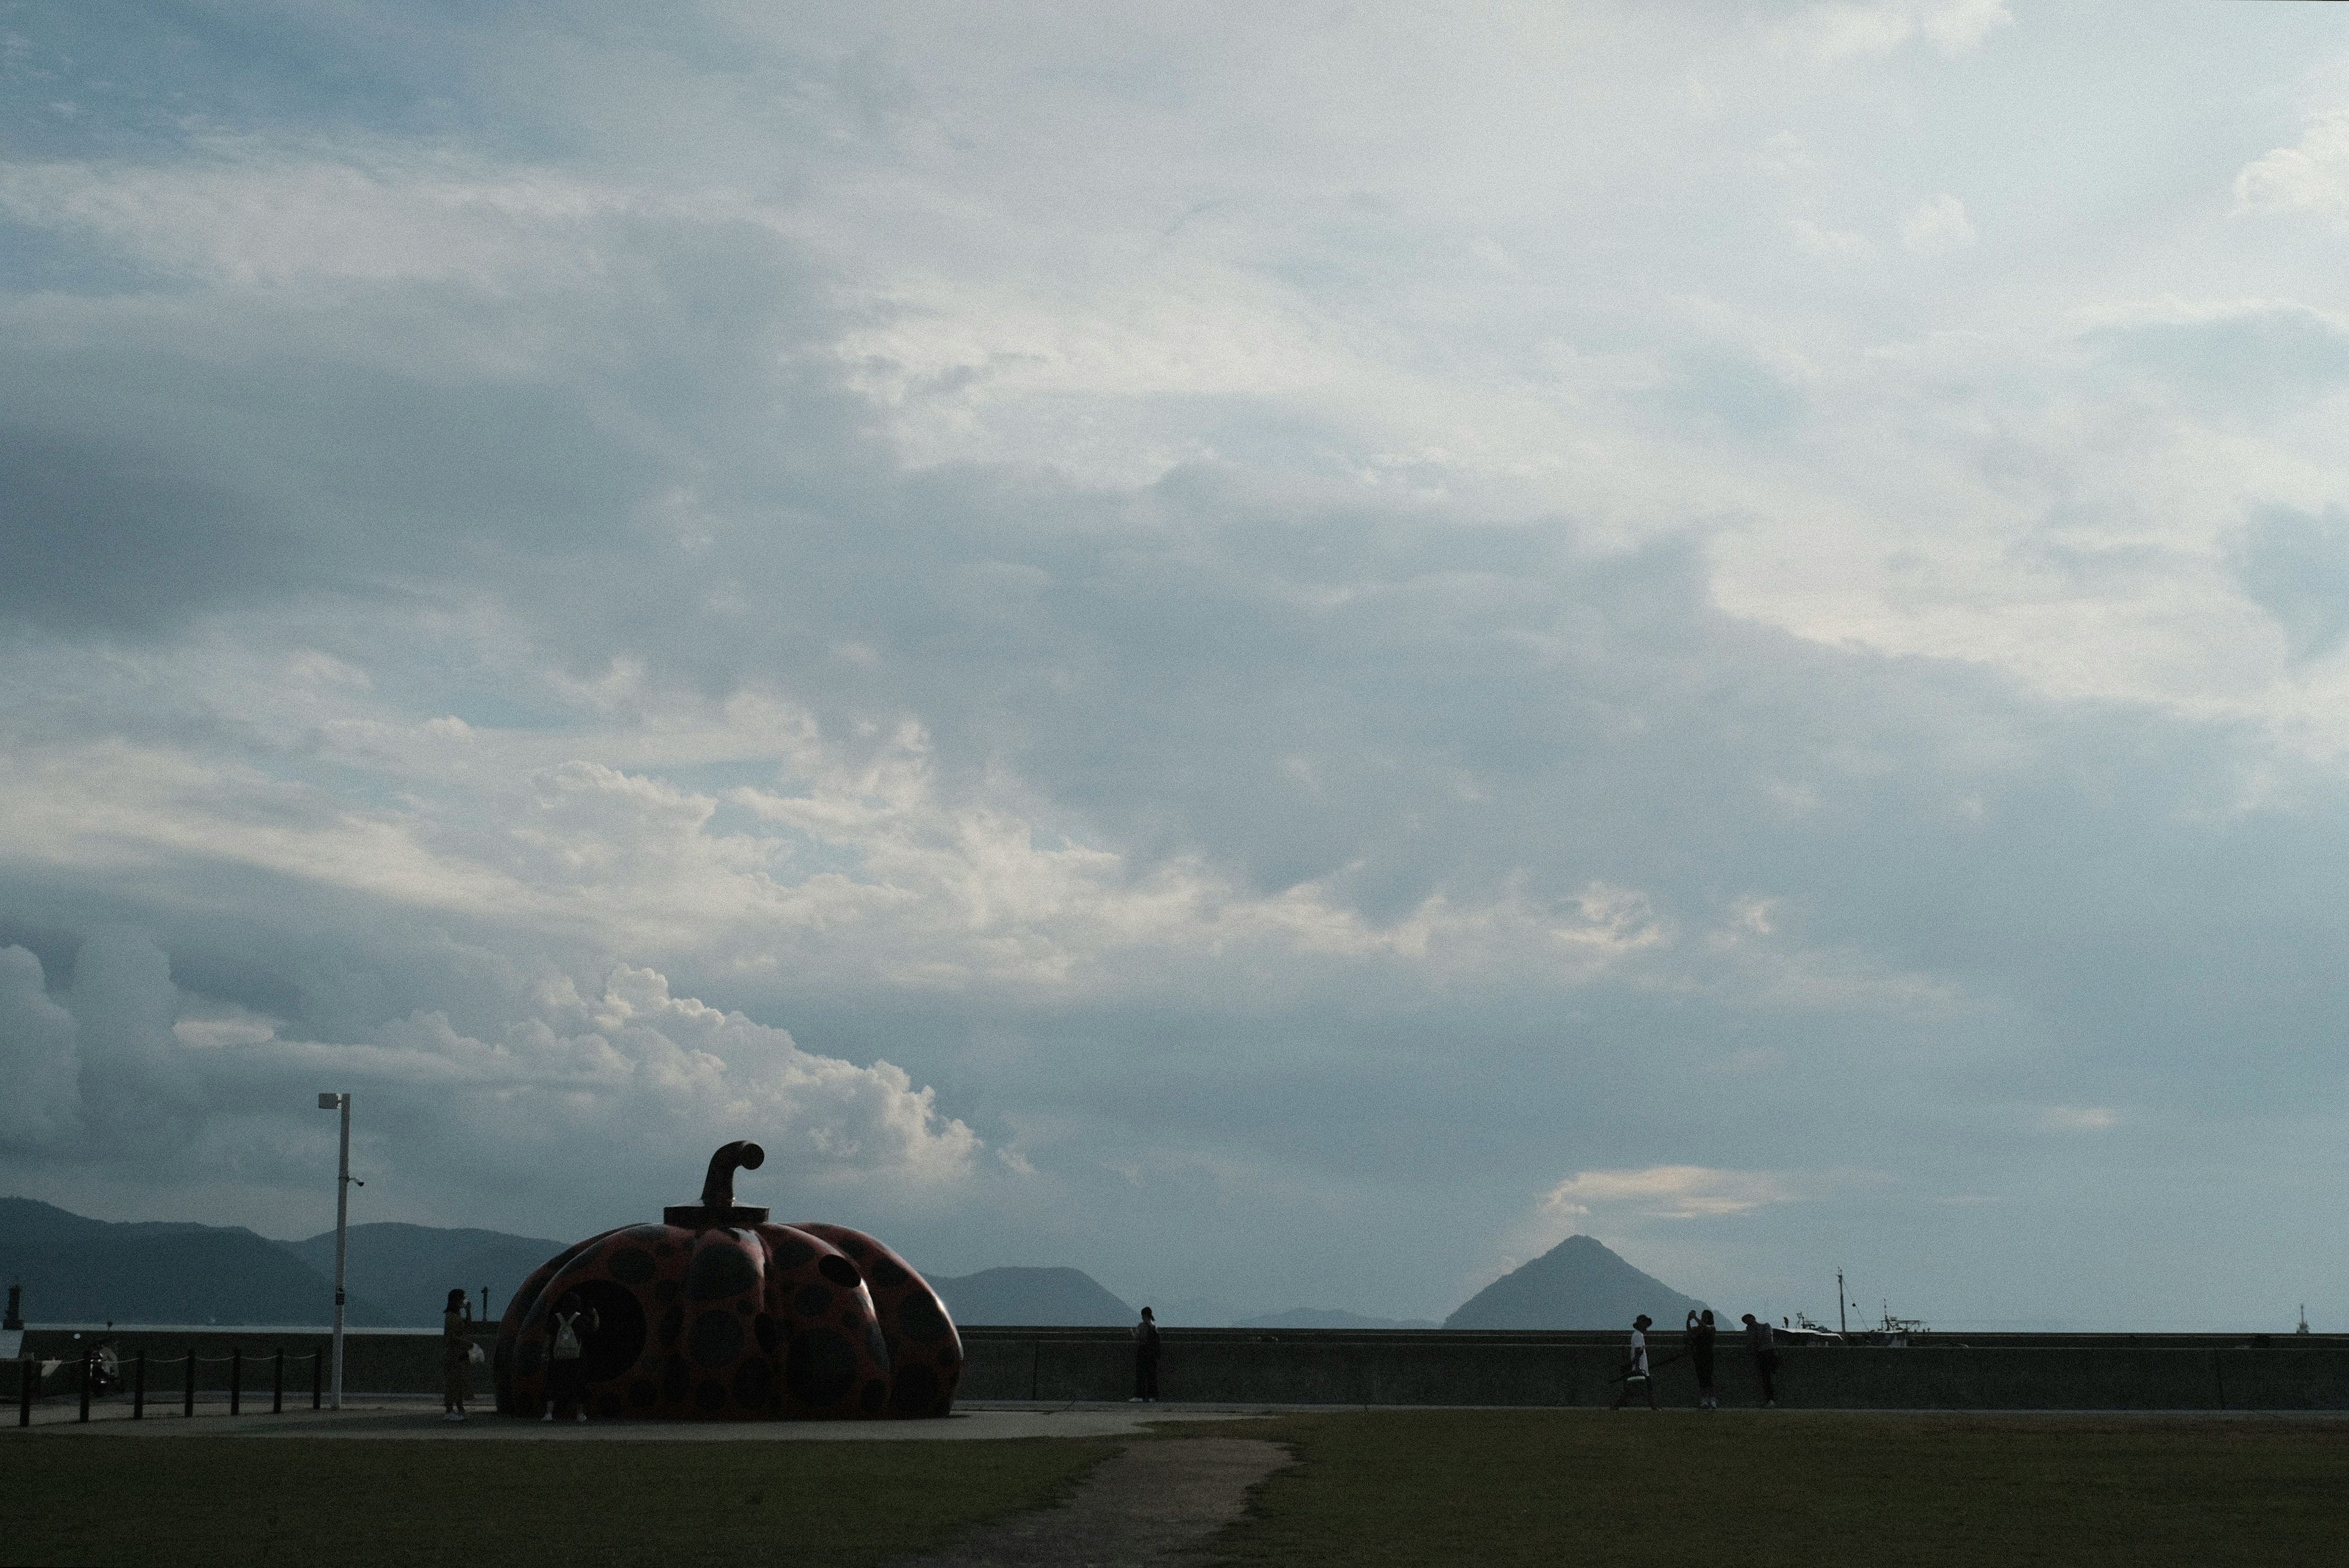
[441,1288,474,1423]
[1129,1306,1160,1403]
[1611,1314,1658,1410]
[543,1292,599,1423]
[1740,1312,1778,1407]
[1685,1308,1718,1410]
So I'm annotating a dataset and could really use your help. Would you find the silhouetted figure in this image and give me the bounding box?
[1686,1308,1718,1409]
[1611,1314,1658,1409]
[544,1291,599,1422]
[1130,1306,1160,1402]
[442,1288,473,1422]
[1742,1313,1778,1407]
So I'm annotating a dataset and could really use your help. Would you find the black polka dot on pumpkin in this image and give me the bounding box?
[655,1278,679,1303]
[661,1354,691,1402]
[732,1356,773,1409]
[867,1255,908,1288]
[598,1392,622,1418]
[896,1294,949,1345]
[659,1304,683,1346]
[787,1326,858,1407]
[794,1282,831,1317]
[766,1233,815,1268]
[687,1241,760,1301]
[689,1309,744,1369]
[753,1313,779,1351]
[695,1380,727,1411]
[817,1254,860,1288]
[607,1248,656,1284]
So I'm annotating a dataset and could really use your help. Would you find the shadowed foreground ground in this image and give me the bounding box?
[10,1410,2349,1567]
[0,1435,1121,1568]
[1200,1409,2349,1567]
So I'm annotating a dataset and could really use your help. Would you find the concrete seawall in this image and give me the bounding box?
[14,1325,2349,1410]
[956,1327,2349,1411]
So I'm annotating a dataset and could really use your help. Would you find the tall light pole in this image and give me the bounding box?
[317,1092,352,1410]
[1838,1270,1847,1337]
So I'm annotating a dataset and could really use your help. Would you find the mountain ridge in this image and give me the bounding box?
[1444,1234,1707,1329]
[927,1265,1134,1325]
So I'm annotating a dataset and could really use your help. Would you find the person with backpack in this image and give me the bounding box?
[1685,1308,1718,1409]
[1610,1314,1658,1410]
[441,1288,474,1423]
[1741,1312,1779,1407]
[1129,1306,1160,1403]
[543,1292,599,1422]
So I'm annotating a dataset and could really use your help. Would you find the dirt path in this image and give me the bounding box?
[886,1436,1293,1568]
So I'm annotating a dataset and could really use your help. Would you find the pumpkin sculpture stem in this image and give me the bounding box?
[700,1141,766,1211]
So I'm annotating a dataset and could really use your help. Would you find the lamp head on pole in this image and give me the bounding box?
[318,1092,341,1109]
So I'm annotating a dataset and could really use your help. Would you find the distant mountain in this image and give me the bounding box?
[1234,1307,1441,1330]
[286,1222,568,1325]
[929,1266,1133,1325]
[1444,1235,1707,1330]
[0,1197,391,1326]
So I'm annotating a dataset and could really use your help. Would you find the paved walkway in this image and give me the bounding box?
[884,1438,1293,1568]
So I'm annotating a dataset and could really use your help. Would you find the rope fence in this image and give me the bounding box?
[14,1346,328,1426]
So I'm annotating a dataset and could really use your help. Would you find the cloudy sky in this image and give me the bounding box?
[6,1,2349,1331]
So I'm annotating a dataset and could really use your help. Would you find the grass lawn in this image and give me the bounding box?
[0,1435,1119,1567]
[1200,1410,2349,1567]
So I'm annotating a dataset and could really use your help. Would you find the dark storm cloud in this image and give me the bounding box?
[4,1,2349,1330]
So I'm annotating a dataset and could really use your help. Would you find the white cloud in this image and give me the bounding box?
[2036,1106,2123,1132]
[1540,1166,1802,1221]
[1787,217,1878,262]
[1787,0,2013,64]
[1899,194,1976,255]
[2234,111,2349,223]
[0,659,1674,996]
[0,146,653,291]
[0,946,81,1148]
[1,933,977,1202]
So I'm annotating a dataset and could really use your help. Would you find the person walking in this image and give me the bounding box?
[1129,1306,1160,1403]
[1740,1312,1778,1407]
[441,1288,474,1422]
[543,1291,599,1423]
[1685,1308,1718,1409]
[1611,1314,1658,1410]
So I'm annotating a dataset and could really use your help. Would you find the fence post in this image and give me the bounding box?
[273,1347,284,1414]
[229,1345,242,1416]
[133,1350,146,1420]
[184,1346,195,1418]
[78,1350,91,1422]
[17,1355,32,1427]
[312,1346,323,1410]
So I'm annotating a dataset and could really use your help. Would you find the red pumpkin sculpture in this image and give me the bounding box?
[492,1141,962,1420]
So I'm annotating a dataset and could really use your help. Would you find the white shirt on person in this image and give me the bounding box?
[1627,1328,1648,1375]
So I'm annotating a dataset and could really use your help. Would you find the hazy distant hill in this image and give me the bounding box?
[0,1197,391,1326]
[1444,1235,1707,1329]
[1234,1307,1441,1329]
[286,1222,568,1325]
[929,1266,1132,1325]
